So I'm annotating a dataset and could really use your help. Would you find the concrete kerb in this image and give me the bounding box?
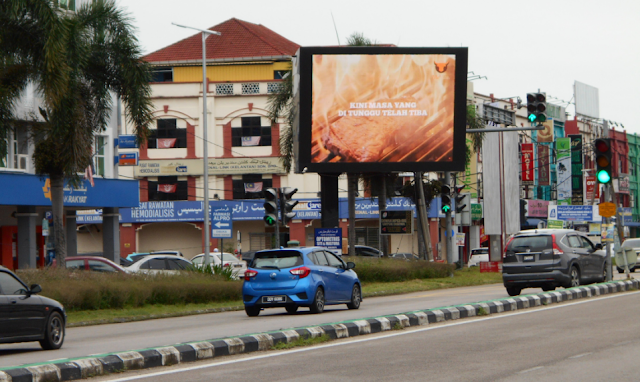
[1,280,637,381]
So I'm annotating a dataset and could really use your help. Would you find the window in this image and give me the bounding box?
[232,117,272,147]
[66,259,85,270]
[148,176,188,201]
[56,0,75,11]
[313,251,329,266]
[241,83,259,94]
[232,174,272,200]
[148,119,187,149]
[167,259,190,270]
[151,67,173,82]
[88,260,117,273]
[140,258,167,270]
[325,252,344,268]
[216,84,234,95]
[0,272,27,295]
[267,82,283,94]
[94,136,106,177]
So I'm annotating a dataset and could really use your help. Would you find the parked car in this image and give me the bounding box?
[390,252,418,260]
[617,238,640,273]
[191,252,247,278]
[502,229,606,296]
[124,255,193,275]
[343,245,384,257]
[241,250,257,263]
[65,256,126,273]
[467,248,489,267]
[150,250,184,258]
[242,247,361,316]
[125,252,151,264]
[0,266,66,349]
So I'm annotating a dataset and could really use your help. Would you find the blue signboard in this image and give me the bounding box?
[211,204,233,239]
[315,228,342,251]
[118,135,138,149]
[0,173,139,208]
[548,205,594,221]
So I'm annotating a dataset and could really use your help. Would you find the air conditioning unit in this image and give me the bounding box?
[17,154,29,171]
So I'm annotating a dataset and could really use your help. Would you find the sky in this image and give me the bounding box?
[117,0,640,134]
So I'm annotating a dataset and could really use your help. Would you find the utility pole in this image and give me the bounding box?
[445,172,453,264]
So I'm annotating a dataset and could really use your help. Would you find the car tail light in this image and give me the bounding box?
[244,269,258,281]
[290,266,310,279]
[223,263,230,268]
[503,237,515,259]
[551,234,563,256]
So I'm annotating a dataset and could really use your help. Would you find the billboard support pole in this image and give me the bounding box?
[320,174,340,229]
[445,172,453,264]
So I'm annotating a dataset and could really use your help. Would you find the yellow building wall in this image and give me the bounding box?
[174,61,291,83]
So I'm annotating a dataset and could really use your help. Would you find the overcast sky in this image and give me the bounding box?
[117,0,639,135]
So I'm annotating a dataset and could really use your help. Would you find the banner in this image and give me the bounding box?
[521,143,534,184]
[570,135,583,205]
[244,182,263,193]
[585,176,599,203]
[157,184,177,193]
[556,138,572,204]
[538,145,550,186]
[157,138,177,148]
[241,136,261,146]
[537,119,554,143]
[527,199,549,218]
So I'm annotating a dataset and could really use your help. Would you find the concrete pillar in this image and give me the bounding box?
[102,207,120,263]
[320,174,340,228]
[16,206,37,269]
[66,210,77,258]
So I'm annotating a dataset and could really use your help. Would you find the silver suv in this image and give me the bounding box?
[502,229,606,296]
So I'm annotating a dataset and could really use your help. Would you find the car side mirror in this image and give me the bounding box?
[595,243,603,250]
[346,262,356,270]
[29,284,42,295]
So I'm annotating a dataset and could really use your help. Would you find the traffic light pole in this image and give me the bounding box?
[445,172,453,264]
[274,202,280,249]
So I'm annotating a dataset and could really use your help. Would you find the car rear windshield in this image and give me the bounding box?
[508,235,552,253]
[622,239,640,248]
[471,249,488,255]
[251,250,303,269]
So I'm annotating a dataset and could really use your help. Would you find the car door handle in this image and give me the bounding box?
[10,300,17,304]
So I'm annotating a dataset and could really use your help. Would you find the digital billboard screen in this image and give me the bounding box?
[295,46,468,173]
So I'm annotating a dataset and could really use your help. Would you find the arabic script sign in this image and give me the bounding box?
[134,157,286,176]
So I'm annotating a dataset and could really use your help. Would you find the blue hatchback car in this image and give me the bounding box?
[242,247,362,316]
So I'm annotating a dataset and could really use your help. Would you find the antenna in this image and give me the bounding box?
[330,12,341,45]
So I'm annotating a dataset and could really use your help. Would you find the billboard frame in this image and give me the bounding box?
[294,46,469,174]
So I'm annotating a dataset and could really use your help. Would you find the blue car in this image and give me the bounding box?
[242,247,362,316]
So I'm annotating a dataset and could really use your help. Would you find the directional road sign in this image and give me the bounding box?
[211,208,232,239]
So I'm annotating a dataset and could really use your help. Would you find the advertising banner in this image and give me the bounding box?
[315,228,342,252]
[547,220,564,229]
[118,135,138,149]
[537,119,554,143]
[547,205,601,222]
[134,157,286,177]
[521,143,534,184]
[570,135,583,205]
[380,210,413,235]
[296,47,468,174]
[527,199,549,218]
[538,145,550,186]
[118,153,138,166]
[556,138,572,204]
[585,176,599,203]
[471,203,483,220]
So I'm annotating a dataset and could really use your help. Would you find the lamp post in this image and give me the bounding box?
[172,23,221,268]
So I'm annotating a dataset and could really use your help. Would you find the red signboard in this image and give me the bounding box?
[521,143,534,184]
[480,261,502,273]
[538,145,550,186]
[585,176,599,200]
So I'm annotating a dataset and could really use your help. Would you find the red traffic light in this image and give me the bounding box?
[595,139,610,153]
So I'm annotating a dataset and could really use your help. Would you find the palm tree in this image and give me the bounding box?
[0,0,153,264]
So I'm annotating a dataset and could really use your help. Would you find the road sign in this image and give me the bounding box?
[598,202,616,217]
[211,209,232,239]
[380,210,413,235]
[314,228,342,252]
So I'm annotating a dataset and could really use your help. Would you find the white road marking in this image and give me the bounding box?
[103,291,640,382]
[518,366,544,374]
[568,352,592,359]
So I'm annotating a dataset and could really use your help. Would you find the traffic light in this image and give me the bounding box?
[526,92,547,124]
[454,185,466,214]
[263,188,278,226]
[280,187,298,225]
[594,138,612,184]
[441,185,451,213]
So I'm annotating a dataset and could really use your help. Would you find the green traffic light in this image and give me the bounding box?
[528,114,536,123]
[597,170,611,183]
[441,205,451,213]
[264,215,276,226]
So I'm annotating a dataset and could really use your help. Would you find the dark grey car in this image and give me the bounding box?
[502,229,606,296]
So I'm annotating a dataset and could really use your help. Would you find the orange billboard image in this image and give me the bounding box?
[311,54,456,164]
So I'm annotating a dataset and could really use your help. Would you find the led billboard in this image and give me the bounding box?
[294,47,468,173]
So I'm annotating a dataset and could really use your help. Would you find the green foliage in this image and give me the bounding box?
[476,306,488,316]
[466,104,486,154]
[350,257,454,283]
[18,268,241,311]
[190,263,238,281]
[393,322,404,330]
[272,334,331,350]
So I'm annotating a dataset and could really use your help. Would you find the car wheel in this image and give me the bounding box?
[506,287,521,297]
[617,267,624,274]
[569,266,580,288]
[631,266,636,273]
[245,306,261,317]
[601,266,607,282]
[285,305,298,314]
[39,311,65,350]
[542,286,556,292]
[309,287,325,314]
[346,284,361,310]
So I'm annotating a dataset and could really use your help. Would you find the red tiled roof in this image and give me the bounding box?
[144,18,300,63]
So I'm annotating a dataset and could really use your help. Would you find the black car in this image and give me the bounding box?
[502,229,606,296]
[0,266,66,349]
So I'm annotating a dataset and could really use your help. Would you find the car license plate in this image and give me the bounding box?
[523,255,534,261]
[262,295,285,303]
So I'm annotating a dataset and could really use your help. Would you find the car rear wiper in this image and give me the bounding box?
[259,265,280,269]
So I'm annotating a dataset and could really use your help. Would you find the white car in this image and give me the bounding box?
[191,252,247,278]
[467,248,489,267]
[125,254,193,275]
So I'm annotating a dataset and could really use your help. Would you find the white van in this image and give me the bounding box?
[468,248,489,267]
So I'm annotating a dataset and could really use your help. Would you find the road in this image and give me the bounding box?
[0,272,632,368]
[96,291,640,382]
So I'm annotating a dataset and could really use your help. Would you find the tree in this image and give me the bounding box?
[0,0,153,265]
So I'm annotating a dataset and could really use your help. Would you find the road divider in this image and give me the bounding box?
[2,280,637,381]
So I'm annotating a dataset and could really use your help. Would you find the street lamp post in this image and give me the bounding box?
[172,23,221,269]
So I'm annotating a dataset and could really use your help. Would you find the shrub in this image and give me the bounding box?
[17,268,242,312]
[349,257,454,282]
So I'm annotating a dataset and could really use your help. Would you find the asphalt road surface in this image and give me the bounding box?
[0,272,632,368]
[95,291,640,382]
